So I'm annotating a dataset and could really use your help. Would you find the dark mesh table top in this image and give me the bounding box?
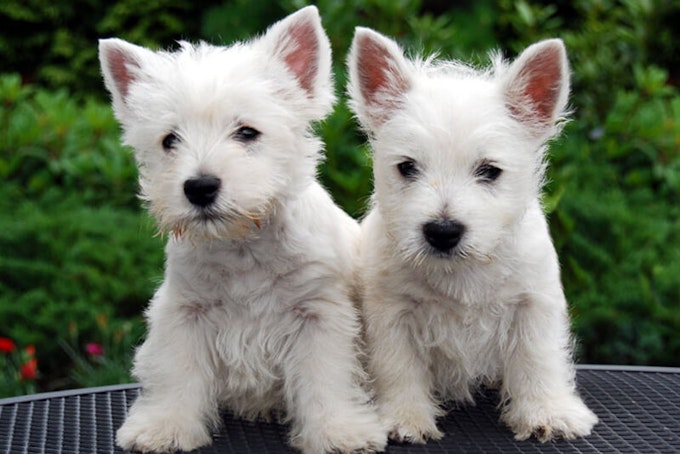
[1,365,678,453]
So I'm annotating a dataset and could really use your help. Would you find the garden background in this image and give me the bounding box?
[1,0,679,397]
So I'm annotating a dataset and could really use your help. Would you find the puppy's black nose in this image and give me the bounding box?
[184,175,221,207]
[423,220,466,252]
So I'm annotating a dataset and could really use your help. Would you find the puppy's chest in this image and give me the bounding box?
[414,302,507,385]
[409,281,516,361]
[171,250,299,380]
[171,243,314,319]
[422,300,505,342]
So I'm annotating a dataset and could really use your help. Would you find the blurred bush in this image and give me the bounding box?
[0,0,678,396]
[0,0,223,95]
[0,75,139,207]
[0,75,162,394]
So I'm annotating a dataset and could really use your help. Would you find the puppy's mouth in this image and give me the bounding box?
[426,246,457,259]
[400,245,494,273]
[424,242,495,266]
[193,209,231,225]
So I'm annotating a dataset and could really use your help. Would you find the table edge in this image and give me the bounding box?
[1,364,678,406]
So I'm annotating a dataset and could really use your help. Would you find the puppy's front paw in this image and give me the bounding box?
[293,409,388,453]
[328,418,388,453]
[116,411,212,453]
[384,407,443,444]
[503,394,598,442]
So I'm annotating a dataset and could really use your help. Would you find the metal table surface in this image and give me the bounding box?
[1,365,678,453]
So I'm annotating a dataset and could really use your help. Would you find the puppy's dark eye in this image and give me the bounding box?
[475,163,502,183]
[234,126,261,142]
[397,159,418,179]
[162,133,179,151]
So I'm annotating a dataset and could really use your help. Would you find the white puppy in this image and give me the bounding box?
[348,28,598,443]
[99,7,386,453]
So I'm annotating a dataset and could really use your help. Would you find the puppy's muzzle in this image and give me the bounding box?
[423,220,466,253]
[184,175,221,207]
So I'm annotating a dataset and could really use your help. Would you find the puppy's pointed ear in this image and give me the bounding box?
[502,39,570,136]
[99,38,154,113]
[260,6,334,114]
[347,27,411,132]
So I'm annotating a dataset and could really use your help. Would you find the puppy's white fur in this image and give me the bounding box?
[348,28,598,443]
[99,8,386,453]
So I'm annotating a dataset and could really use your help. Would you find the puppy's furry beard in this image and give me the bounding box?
[153,202,274,242]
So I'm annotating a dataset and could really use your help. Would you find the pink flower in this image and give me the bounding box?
[20,358,38,380]
[85,342,105,357]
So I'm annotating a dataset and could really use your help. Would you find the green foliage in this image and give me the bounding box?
[0,0,679,397]
[547,64,680,366]
[202,0,287,45]
[0,0,222,96]
[0,74,138,207]
[0,74,162,394]
[0,190,162,389]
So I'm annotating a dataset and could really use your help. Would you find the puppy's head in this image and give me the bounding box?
[99,6,334,240]
[348,29,569,266]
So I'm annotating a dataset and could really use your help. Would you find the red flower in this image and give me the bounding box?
[0,337,15,353]
[25,344,36,356]
[20,358,38,380]
[85,342,105,357]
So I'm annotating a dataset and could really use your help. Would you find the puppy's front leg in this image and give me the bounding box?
[364,296,443,444]
[283,300,387,454]
[501,292,598,442]
[116,286,219,452]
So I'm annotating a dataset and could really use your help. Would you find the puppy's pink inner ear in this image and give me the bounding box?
[107,48,138,99]
[282,20,319,95]
[509,46,563,124]
[357,35,407,107]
